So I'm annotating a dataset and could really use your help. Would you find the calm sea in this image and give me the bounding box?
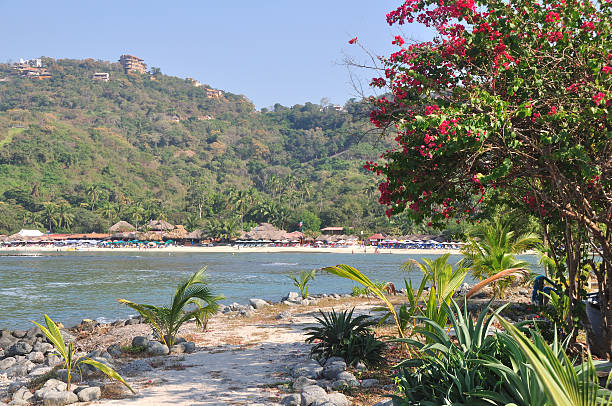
[0,251,542,330]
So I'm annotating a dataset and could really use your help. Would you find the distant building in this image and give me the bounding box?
[119,54,147,74]
[12,58,51,79]
[186,78,202,87]
[205,88,223,99]
[320,227,345,235]
[92,72,110,82]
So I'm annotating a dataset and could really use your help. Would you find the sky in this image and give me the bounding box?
[0,1,432,109]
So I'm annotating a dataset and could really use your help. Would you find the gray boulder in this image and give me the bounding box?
[325,392,350,406]
[293,376,318,391]
[0,330,18,348]
[171,341,195,354]
[301,385,329,406]
[0,357,17,370]
[372,401,393,406]
[12,386,33,403]
[12,330,27,339]
[333,371,359,388]
[7,342,32,357]
[281,394,302,406]
[32,343,53,354]
[283,292,300,302]
[26,351,44,363]
[322,361,346,379]
[45,354,62,367]
[119,359,154,377]
[249,298,269,309]
[28,365,53,377]
[8,400,29,406]
[77,387,101,402]
[6,363,29,378]
[146,341,169,356]
[132,336,149,348]
[361,378,380,388]
[42,391,78,406]
[238,309,254,317]
[292,360,323,379]
[107,343,122,358]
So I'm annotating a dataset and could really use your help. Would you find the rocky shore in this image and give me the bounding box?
[0,284,535,405]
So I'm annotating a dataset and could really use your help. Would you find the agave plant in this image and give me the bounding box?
[119,267,224,347]
[287,269,316,299]
[33,315,133,393]
[323,264,404,338]
[305,308,384,366]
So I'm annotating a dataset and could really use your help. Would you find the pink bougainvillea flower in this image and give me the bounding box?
[348,37,358,44]
[593,92,605,104]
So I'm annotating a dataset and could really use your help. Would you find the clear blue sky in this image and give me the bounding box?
[1,1,432,109]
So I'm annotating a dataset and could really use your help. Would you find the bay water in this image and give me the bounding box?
[0,251,541,330]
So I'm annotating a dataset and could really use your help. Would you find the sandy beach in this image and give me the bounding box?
[0,245,460,256]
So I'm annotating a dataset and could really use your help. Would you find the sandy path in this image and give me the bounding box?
[91,306,349,406]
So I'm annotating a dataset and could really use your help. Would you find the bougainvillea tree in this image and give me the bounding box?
[362,0,611,353]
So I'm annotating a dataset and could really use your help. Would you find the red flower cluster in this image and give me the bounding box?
[392,35,405,46]
[592,92,605,104]
[545,11,561,23]
[348,37,358,44]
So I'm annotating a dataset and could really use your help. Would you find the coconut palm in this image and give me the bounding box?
[119,267,224,347]
[462,220,540,298]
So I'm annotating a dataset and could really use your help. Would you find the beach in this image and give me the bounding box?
[0,245,460,256]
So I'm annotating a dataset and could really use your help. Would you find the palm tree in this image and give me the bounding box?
[41,203,59,232]
[119,267,224,347]
[98,201,117,221]
[86,184,103,212]
[229,189,252,231]
[57,203,75,231]
[461,220,540,298]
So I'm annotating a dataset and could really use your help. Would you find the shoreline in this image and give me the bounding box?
[0,245,461,255]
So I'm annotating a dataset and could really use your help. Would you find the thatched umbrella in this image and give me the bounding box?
[109,221,136,233]
[147,220,175,231]
[186,230,203,240]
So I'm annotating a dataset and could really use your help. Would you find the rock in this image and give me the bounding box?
[12,386,33,403]
[276,311,291,320]
[146,341,169,356]
[28,366,53,377]
[102,382,133,399]
[106,343,122,358]
[170,341,195,354]
[77,387,101,402]
[325,392,350,406]
[354,361,367,370]
[6,363,29,378]
[79,356,114,378]
[292,360,323,379]
[7,342,32,357]
[170,344,184,354]
[80,319,99,331]
[284,292,300,302]
[249,298,269,309]
[183,341,196,353]
[8,381,28,394]
[174,337,186,345]
[8,400,29,406]
[301,385,329,406]
[372,401,393,406]
[32,343,53,354]
[124,318,139,326]
[0,330,18,348]
[26,351,44,364]
[119,359,154,377]
[335,371,359,386]
[360,378,380,388]
[56,369,80,384]
[25,326,42,339]
[282,300,298,306]
[238,309,253,317]
[12,331,27,339]
[293,376,318,391]
[111,320,126,327]
[0,357,17,370]
[58,330,75,343]
[322,361,346,379]
[42,391,78,406]
[281,394,302,406]
[45,354,62,367]
[131,336,149,348]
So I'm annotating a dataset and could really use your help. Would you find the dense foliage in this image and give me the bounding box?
[0,57,418,235]
[364,0,611,353]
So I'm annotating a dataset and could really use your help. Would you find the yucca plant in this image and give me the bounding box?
[119,267,224,347]
[287,269,316,299]
[33,315,133,393]
[305,308,385,366]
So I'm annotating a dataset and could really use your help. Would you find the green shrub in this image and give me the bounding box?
[287,269,316,299]
[305,308,385,366]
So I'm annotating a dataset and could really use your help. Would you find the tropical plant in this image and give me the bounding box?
[193,293,225,331]
[119,267,224,347]
[496,316,612,406]
[351,280,388,297]
[393,299,507,405]
[404,254,469,338]
[33,315,133,393]
[323,264,404,338]
[462,221,539,298]
[305,308,385,366]
[287,269,316,299]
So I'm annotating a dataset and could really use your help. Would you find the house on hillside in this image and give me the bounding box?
[205,88,223,99]
[119,54,147,74]
[320,227,345,235]
[92,72,110,82]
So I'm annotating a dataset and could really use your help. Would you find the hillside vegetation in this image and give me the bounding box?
[0,57,423,237]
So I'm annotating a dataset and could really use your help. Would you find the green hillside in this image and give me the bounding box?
[0,57,424,237]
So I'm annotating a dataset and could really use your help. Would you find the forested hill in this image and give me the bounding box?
[0,57,421,237]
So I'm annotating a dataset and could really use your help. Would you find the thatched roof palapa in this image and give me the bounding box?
[185,229,204,239]
[138,231,163,241]
[109,221,136,233]
[164,225,188,240]
[147,220,175,231]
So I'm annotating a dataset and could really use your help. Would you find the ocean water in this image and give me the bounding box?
[0,251,542,330]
